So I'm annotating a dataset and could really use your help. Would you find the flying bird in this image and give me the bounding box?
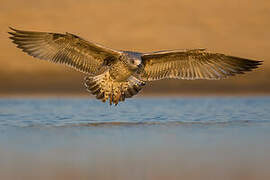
[9,27,262,105]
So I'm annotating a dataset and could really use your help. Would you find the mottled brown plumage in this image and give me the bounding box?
[140,49,261,80]
[8,27,120,75]
[9,27,262,105]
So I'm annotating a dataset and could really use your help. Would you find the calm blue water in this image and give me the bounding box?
[0,97,269,128]
[0,97,270,180]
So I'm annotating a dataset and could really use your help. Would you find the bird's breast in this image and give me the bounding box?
[109,61,134,82]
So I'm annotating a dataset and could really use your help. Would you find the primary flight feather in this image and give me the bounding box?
[9,27,262,105]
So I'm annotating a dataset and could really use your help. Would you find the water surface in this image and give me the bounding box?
[0,97,270,180]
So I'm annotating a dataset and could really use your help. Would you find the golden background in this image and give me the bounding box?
[1,0,269,95]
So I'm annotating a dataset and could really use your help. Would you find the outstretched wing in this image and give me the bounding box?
[140,49,262,81]
[9,27,122,75]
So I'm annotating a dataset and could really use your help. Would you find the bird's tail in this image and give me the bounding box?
[84,71,145,105]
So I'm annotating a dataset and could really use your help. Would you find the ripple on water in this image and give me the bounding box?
[0,97,269,128]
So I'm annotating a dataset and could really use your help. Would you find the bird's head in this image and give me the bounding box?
[128,58,143,69]
[124,51,143,70]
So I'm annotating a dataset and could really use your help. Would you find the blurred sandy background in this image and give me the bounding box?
[0,0,269,96]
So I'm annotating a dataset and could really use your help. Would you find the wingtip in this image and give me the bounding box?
[7,28,17,41]
[253,60,263,67]
[9,26,17,31]
[8,27,32,34]
[8,31,16,36]
[7,27,16,37]
[8,36,14,41]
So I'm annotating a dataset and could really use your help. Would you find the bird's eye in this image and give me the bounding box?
[131,59,135,64]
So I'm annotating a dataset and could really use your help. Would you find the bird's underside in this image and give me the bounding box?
[9,27,262,105]
[84,72,145,105]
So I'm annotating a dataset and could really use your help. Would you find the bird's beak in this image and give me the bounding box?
[138,64,143,69]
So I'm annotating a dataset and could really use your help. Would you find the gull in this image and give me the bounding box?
[9,27,262,105]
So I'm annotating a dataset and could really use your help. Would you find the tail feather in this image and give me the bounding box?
[85,72,145,105]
